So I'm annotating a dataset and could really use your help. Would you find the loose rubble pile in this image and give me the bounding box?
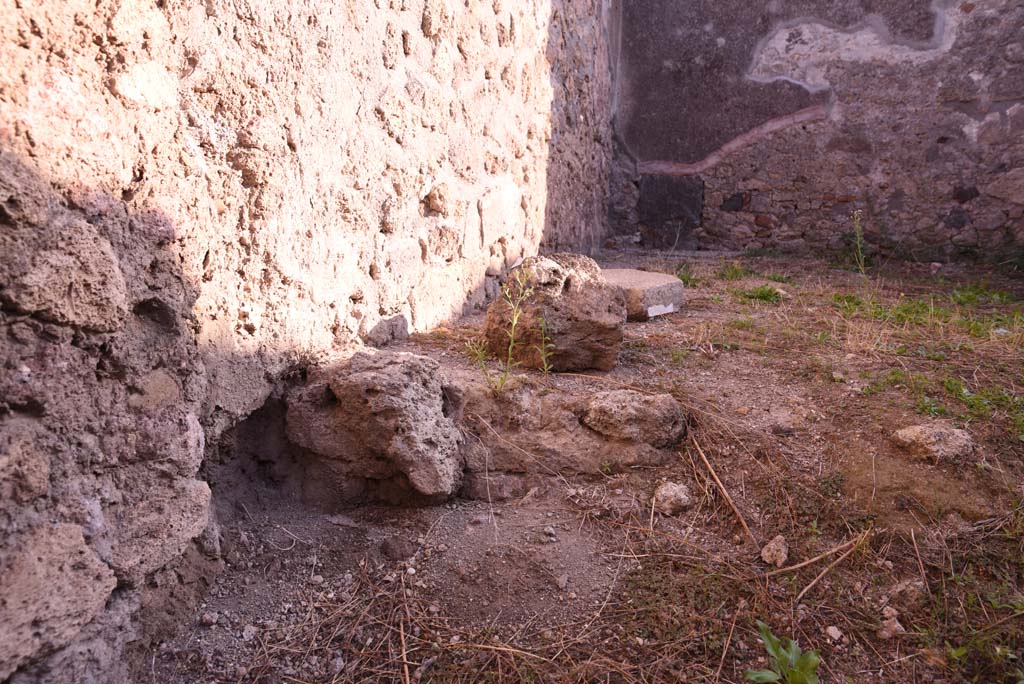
[276,255,692,508]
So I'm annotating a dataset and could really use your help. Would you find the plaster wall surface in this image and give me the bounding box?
[0,1,613,680]
[612,0,1024,258]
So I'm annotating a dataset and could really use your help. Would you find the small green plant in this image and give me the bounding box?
[466,269,537,392]
[734,285,782,304]
[745,621,821,684]
[468,337,491,366]
[727,317,758,331]
[950,283,1015,306]
[916,395,947,417]
[492,268,534,390]
[850,210,867,276]
[670,348,690,365]
[535,317,555,375]
[717,259,752,281]
[677,264,700,287]
[832,293,864,316]
[766,273,793,284]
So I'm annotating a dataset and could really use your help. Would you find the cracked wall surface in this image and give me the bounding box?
[611,0,1024,258]
[0,0,613,681]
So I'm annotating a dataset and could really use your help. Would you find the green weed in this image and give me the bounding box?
[832,293,864,316]
[467,268,537,391]
[677,264,700,287]
[849,209,868,276]
[535,317,554,375]
[718,260,753,281]
[734,285,782,304]
[745,621,821,684]
[727,317,758,331]
[916,395,948,417]
[950,283,1015,307]
[670,348,690,365]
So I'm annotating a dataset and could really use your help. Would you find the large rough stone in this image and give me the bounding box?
[0,525,116,680]
[287,351,465,497]
[892,423,975,463]
[484,254,626,372]
[0,418,51,504]
[581,390,686,448]
[984,168,1024,205]
[601,268,686,321]
[0,216,129,333]
[455,371,687,486]
[108,477,212,581]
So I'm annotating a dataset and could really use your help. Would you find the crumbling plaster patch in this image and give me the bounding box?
[749,0,964,93]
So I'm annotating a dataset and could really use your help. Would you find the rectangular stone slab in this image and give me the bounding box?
[601,268,685,321]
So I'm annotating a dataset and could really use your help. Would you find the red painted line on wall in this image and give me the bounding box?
[637,104,829,176]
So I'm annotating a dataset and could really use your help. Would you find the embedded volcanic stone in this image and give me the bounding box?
[892,423,975,463]
[983,167,1024,205]
[484,254,626,372]
[581,390,686,448]
[286,350,465,497]
[455,371,686,483]
[601,268,686,321]
[0,524,116,680]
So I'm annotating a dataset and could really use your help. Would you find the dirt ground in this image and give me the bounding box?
[151,252,1024,684]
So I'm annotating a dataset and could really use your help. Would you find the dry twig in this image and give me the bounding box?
[691,435,757,544]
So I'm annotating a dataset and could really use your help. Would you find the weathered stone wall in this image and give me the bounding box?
[610,0,1024,260]
[0,0,613,680]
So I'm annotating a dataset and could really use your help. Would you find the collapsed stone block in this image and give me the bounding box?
[286,350,465,498]
[601,268,686,321]
[581,390,687,448]
[484,254,626,372]
[457,372,687,490]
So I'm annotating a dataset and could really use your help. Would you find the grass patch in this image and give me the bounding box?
[831,292,1023,339]
[863,368,1024,440]
[670,348,690,365]
[677,264,700,287]
[950,283,1016,307]
[733,285,782,304]
[717,260,754,281]
[943,377,1024,440]
[727,317,758,331]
